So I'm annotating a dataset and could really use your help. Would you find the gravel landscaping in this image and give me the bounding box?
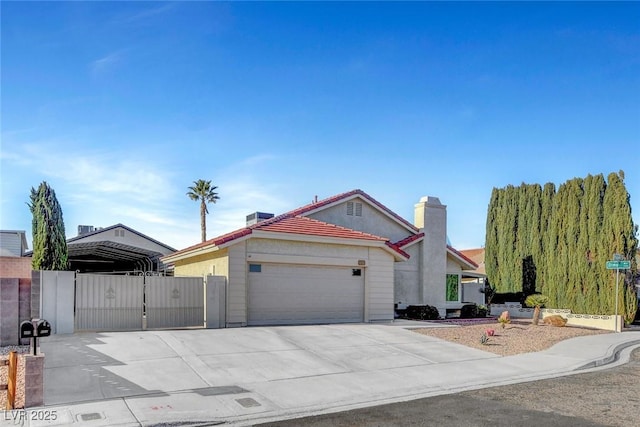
[412,319,612,356]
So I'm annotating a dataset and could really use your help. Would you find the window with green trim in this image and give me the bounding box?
[446,274,460,302]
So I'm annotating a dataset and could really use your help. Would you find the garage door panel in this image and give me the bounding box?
[248,264,364,325]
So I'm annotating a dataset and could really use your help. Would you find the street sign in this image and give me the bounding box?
[606,260,631,270]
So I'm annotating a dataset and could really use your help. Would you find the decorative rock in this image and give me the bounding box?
[543,314,568,327]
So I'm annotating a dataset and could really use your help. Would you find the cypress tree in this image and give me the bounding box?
[547,181,570,308]
[520,183,542,296]
[28,182,69,270]
[484,171,636,319]
[537,182,556,293]
[484,188,500,291]
[583,174,606,313]
[497,185,519,292]
[600,171,638,320]
[564,177,585,312]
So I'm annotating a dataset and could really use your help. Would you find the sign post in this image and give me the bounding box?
[606,255,631,332]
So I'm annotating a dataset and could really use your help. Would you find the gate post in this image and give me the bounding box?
[206,276,226,328]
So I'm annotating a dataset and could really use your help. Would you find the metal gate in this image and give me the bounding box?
[75,274,204,331]
[146,276,204,329]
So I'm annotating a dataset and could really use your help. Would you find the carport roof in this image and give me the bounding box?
[67,240,164,262]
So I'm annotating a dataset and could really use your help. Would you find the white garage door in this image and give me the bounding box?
[248,263,364,325]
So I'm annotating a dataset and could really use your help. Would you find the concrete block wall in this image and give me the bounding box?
[0,257,35,346]
[0,279,20,346]
[0,256,32,280]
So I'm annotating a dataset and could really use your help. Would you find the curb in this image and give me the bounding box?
[575,339,640,370]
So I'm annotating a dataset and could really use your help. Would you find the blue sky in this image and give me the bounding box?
[1,1,639,251]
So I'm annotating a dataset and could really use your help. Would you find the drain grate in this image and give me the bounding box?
[235,397,261,408]
[193,385,247,396]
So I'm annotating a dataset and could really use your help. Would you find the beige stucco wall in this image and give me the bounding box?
[226,241,247,326]
[366,247,395,321]
[173,248,229,278]
[172,232,398,327]
[247,238,368,260]
[394,243,421,306]
[307,197,413,242]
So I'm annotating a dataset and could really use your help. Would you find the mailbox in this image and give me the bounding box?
[36,320,52,337]
[20,321,35,339]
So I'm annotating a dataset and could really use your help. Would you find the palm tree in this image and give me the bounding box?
[187,180,220,242]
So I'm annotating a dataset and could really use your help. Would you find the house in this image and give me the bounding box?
[64,224,176,273]
[162,189,479,327]
[0,230,29,257]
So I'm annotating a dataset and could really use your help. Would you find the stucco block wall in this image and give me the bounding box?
[366,248,395,321]
[462,282,484,305]
[308,198,412,242]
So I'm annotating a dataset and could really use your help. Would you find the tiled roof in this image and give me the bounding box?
[169,189,420,259]
[166,204,410,260]
[258,216,388,241]
[393,232,425,248]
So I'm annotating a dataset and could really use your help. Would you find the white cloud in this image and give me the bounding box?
[90,51,124,74]
[111,3,177,26]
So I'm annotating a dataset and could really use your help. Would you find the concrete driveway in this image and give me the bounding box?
[36,324,640,426]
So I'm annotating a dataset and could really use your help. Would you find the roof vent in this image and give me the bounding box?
[246,212,274,226]
[78,225,95,236]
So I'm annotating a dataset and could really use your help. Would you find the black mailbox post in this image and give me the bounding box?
[19,318,52,355]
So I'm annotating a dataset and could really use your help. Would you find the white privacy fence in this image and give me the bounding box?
[36,271,226,333]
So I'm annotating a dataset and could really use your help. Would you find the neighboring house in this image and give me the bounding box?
[0,230,28,257]
[458,248,485,277]
[458,247,487,305]
[64,224,176,273]
[163,189,479,327]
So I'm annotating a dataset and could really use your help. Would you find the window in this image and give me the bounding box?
[446,274,460,302]
[352,269,362,276]
[355,202,363,216]
[347,202,354,215]
[249,264,262,273]
[114,229,125,237]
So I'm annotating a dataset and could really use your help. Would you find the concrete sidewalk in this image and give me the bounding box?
[3,324,640,426]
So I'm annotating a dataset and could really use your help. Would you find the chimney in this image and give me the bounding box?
[414,196,448,315]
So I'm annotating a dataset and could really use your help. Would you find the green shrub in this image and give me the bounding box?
[405,305,440,320]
